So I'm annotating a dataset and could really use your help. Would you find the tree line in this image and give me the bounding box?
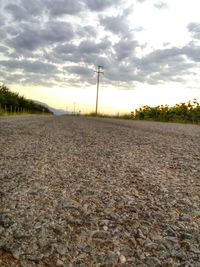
[0,85,52,115]
[134,100,200,123]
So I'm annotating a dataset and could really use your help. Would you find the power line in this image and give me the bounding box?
[94,65,104,115]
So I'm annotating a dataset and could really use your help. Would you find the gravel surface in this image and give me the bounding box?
[0,115,200,267]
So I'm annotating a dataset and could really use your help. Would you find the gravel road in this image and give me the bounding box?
[0,115,200,267]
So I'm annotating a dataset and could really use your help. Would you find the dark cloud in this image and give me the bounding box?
[0,46,8,54]
[4,0,45,23]
[51,39,112,65]
[78,39,111,54]
[5,25,20,37]
[5,3,28,21]
[2,73,26,84]
[65,66,92,77]
[42,21,74,43]
[100,7,134,38]
[138,47,183,67]
[187,22,200,40]
[85,0,121,11]
[4,0,82,20]
[0,12,6,26]
[20,0,45,16]
[5,4,30,21]
[4,0,121,21]
[76,26,97,39]
[21,74,59,87]
[106,65,141,82]
[54,43,77,55]
[114,40,139,60]
[182,44,200,62]
[8,24,42,52]
[99,44,199,84]
[8,21,74,53]
[135,46,198,84]
[0,12,7,40]
[0,59,58,74]
[45,0,83,16]
[100,15,129,36]
[0,29,7,41]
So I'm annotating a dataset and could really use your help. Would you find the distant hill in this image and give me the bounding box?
[32,100,69,115]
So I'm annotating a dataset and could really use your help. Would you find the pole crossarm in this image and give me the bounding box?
[94,65,104,75]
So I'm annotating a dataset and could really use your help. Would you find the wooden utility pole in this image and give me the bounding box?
[94,65,104,115]
[73,102,76,114]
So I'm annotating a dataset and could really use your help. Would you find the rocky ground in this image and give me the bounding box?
[0,115,200,267]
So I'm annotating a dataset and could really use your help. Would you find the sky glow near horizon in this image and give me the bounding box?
[1,0,200,114]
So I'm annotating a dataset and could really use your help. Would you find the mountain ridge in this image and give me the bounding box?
[32,100,68,115]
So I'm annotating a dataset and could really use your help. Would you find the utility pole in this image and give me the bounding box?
[73,102,76,114]
[94,65,104,115]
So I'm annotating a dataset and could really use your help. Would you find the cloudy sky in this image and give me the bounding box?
[1,0,200,113]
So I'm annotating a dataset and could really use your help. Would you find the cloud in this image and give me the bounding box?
[0,12,7,40]
[5,3,28,21]
[1,0,200,89]
[78,39,111,54]
[51,38,112,65]
[76,25,97,39]
[138,47,183,66]
[45,0,83,16]
[0,46,8,54]
[42,21,74,43]
[135,46,198,84]
[7,20,74,53]
[154,1,168,9]
[100,44,198,85]
[2,73,26,84]
[106,65,141,83]
[8,24,43,52]
[85,0,121,11]
[100,15,129,36]
[0,59,58,74]
[20,0,44,16]
[187,22,200,40]
[5,0,82,20]
[100,6,134,38]
[114,39,139,60]
[64,66,92,77]
[32,41,200,85]
[182,44,200,62]
[0,9,7,26]
[0,29,7,41]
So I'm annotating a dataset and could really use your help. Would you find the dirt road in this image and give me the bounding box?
[0,115,200,266]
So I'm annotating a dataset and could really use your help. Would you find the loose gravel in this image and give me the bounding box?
[0,115,200,267]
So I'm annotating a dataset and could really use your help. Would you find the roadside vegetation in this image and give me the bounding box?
[134,100,200,123]
[88,100,200,124]
[0,85,52,115]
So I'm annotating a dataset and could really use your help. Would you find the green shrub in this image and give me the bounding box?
[134,100,200,124]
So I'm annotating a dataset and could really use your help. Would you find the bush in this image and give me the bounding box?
[134,100,200,123]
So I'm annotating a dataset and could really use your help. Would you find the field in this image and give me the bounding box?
[0,115,200,266]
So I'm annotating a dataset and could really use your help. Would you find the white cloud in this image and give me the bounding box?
[1,0,200,96]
